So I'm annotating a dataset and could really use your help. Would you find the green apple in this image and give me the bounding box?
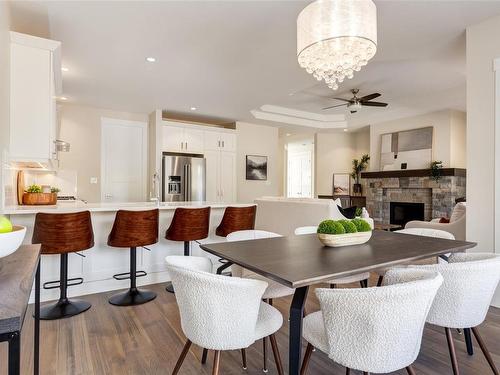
[0,216,13,233]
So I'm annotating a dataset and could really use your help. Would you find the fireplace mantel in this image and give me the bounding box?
[361,168,466,179]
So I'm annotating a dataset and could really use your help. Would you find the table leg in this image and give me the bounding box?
[34,259,40,375]
[216,261,233,275]
[289,286,309,375]
[8,331,20,375]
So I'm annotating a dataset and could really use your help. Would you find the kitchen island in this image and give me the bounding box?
[4,201,249,302]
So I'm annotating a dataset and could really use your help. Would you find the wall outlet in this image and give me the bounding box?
[90,177,98,184]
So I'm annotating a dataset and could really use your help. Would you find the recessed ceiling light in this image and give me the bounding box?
[343,128,348,132]
[286,133,291,137]
[146,57,156,63]
[61,67,69,72]
[59,96,68,101]
[190,107,197,111]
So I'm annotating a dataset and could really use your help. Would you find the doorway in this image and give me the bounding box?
[101,117,147,202]
[286,140,314,198]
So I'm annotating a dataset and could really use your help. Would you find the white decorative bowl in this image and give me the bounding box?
[318,231,372,247]
[0,225,26,258]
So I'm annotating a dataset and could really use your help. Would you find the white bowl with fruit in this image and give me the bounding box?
[317,218,372,247]
[0,216,26,258]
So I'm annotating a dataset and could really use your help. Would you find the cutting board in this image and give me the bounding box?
[16,171,24,205]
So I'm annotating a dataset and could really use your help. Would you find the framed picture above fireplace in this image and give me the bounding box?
[380,126,433,171]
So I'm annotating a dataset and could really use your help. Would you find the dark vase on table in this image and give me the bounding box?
[353,183,362,195]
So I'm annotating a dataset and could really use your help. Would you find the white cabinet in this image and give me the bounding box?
[9,32,61,162]
[204,130,236,152]
[205,149,236,203]
[162,123,204,153]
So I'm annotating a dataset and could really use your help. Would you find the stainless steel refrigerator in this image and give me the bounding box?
[162,153,206,202]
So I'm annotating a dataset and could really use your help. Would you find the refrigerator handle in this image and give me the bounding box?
[187,163,192,201]
[183,164,188,201]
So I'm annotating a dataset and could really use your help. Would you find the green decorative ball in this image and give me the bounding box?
[338,219,358,233]
[317,220,346,235]
[351,218,372,232]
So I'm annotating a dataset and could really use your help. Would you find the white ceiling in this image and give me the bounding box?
[9,0,500,131]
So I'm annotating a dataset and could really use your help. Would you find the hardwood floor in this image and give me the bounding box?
[1,278,499,375]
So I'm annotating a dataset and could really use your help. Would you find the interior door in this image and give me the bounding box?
[101,118,147,202]
[219,151,236,202]
[204,150,220,202]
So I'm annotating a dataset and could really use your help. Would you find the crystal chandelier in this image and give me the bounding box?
[297,0,377,90]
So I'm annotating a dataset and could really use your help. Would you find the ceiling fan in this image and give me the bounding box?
[322,89,388,113]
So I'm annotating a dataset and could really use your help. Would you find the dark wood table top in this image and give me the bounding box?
[0,244,41,334]
[201,231,476,288]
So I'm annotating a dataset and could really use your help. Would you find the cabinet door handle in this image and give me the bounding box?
[222,140,225,148]
[180,142,183,150]
[185,142,188,149]
[218,140,221,148]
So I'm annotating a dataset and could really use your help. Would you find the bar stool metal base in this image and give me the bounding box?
[165,282,175,293]
[109,288,157,306]
[40,298,91,320]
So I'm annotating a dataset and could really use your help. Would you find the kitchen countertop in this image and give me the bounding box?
[3,201,252,215]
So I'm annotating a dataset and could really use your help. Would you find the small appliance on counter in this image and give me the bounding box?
[162,153,206,202]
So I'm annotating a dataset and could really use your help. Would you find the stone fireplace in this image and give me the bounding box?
[361,168,466,224]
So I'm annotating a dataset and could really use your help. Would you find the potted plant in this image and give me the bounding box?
[351,154,370,195]
[22,184,58,205]
[430,161,443,182]
[317,218,372,247]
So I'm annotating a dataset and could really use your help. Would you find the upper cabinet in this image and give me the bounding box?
[204,130,236,152]
[162,121,204,154]
[9,32,62,162]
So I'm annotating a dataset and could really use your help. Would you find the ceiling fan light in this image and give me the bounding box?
[297,0,377,90]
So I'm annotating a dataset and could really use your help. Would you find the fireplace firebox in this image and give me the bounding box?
[390,202,425,227]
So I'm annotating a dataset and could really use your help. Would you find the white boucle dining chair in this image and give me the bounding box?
[406,253,500,375]
[300,268,443,375]
[375,227,455,286]
[294,226,371,288]
[226,229,294,372]
[165,255,284,375]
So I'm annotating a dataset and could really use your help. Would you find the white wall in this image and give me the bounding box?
[369,109,466,171]
[236,122,280,203]
[0,2,10,210]
[466,15,500,307]
[314,131,369,196]
[58,104,148,202]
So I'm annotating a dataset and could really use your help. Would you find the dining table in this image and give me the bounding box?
[200,230,476,375]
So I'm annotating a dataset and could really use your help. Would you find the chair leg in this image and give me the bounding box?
[263,337,268,372]
[445,327,460,375]
[345,368,350,375]
[406,365,416,375]
[212,351,221,375]
[471,327,499,375]
[464,328,474,356]
[300,343,314,375]
[268,298,273,306]
[201,348,208,364]
[377,275,384,287]
[360,279,368,288]
[269,334,284,375]
[241,349,247,370]
[362,372,370,375]
[172,340,192,375]
[330,284,336,289]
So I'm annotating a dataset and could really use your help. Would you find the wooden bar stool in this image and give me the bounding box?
[32,211,94,320]
[165,207,210,293]
[107,209,159,306]
[215,205,257,238]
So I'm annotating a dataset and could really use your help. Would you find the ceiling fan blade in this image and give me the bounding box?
[361,101,388,107]
[322,103,348,110]
[332,97,352,102]
[359,93,381,101]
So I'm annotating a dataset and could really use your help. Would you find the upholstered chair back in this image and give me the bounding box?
[226,230,281,277]
[410,253,500,328]
[395,227,455,240]
[294,226,318,235]
[316,269,442,373]
[165,256,268,350]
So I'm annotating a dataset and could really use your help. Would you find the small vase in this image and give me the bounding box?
[353,183,362,195]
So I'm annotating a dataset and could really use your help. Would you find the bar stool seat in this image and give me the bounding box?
[32,211,94,320]
[165,207,210,293]
[107,209,159,306]
[215,205,257,238]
